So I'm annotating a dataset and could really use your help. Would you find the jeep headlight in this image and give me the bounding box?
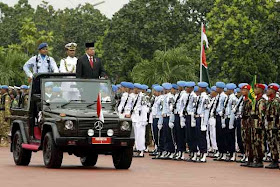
[107,129,114,137]
[88,129,94,136]
[120,121,130,131]
[65,120,74,130]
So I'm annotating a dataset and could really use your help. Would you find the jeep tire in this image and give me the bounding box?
[112,147,133,169]
[80,154,98,167]
[12,130,32,166]
[43,132,63,168]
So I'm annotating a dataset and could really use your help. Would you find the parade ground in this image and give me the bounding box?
[0,147,279,187]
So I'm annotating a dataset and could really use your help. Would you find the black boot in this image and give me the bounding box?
[265,161,279,169]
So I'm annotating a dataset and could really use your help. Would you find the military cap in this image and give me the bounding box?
[236,88,241,93]
[116,84,121,88]
[152,84,160,89]
[134,83,142,89]
[224,88,228,92]
[172,84,178,90]
[154,86,164,92]
[226,83,237,90]
[177,81,187,87]
[1,85,9,89]
[121,82,134,89]
[211,86,217,92]
[142,85,149,90]
[112,85,118,93]
[241,84,251,90]
[238,83,248,89]
[147,89,151,93]
[194,86,199,92]
[255,83,266,90]
[268,83,279,92]
[162,83,172,90]
[52,87,61,93]
[185,81,196,87]
[216,82,225,88]
[198,82,208,88]
[38,43,48,50]
[206,87,211,93]
[65,42,77,50]
[20,85,29,90]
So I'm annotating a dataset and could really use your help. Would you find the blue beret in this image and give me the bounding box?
[152,84,160,89]
[206,87,211,93]
[226,83,237,90]
[45,82,53,87]
[20,85,29,89]
[216,82,225,88]
[198,82,208,88]
[236,88,241,93]
[134,83,142,89]
[52,87,61,93]
[211,86,217,91]
[142,85,149,90]
[112,85,118,93]
[186,81,196,87]
[121,82,134,89]
[147,89,151,93]
[224,88,227,92]
[154,86,164,92]
[172,84,178,90]
[116,84,121,88]
[238,83,248,89]
[38,42,48,50]
[1,85,8,89]
[177,81,187,87]
[194,86,199,92]
[162,83,172,90]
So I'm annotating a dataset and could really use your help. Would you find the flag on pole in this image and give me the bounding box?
[248,75,257,111]
[97,92,104,122]
[200,23,210,85]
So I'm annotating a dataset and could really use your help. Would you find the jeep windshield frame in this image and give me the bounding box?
[41,78,115,110]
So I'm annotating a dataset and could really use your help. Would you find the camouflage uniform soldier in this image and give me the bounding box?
[264,84,280,169]
[240,84,254,167]
[0,85,11,143]
[251,84,266,168]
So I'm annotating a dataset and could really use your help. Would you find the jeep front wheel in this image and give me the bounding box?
[12,130,32,166]
[80,154,98,167]
[43,132,63,168]
[112,147,133,169]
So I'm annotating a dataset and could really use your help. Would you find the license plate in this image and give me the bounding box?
[92,137,111,144]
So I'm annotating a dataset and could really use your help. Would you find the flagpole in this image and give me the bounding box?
[200,22,203,82]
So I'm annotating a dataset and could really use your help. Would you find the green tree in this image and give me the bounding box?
[132,46,198,85]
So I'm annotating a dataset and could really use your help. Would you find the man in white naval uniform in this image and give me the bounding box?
[59,43,79,100]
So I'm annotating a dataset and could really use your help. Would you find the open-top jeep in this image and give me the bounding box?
[10,73,134,169]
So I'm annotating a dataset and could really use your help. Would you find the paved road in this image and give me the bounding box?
[0,147,279,187]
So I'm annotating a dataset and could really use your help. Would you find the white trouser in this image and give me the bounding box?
[206,124,211,150]
[133,122,146,151]
[209,117,218,150]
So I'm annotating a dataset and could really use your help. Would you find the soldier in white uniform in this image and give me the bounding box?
[117,82,132,118]
[23,43,59,82]
[59,43,78,73]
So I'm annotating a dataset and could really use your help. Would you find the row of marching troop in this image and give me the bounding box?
[112,81,280,169]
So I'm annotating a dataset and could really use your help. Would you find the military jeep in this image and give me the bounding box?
[10,73,134,169]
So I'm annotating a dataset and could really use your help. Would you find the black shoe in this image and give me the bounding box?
[251,162,264,168]
[240,162,253,167]
[265,162,279,169]
[213,157,223,161]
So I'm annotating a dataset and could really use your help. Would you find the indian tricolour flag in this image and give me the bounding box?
[200,23,210,85]
[97,92,104,123]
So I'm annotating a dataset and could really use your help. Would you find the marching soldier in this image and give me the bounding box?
[0,85,11,143]
[118,82,132,117]
[23,43,59,82]
[59,43,78,73]
[264,84,280,169]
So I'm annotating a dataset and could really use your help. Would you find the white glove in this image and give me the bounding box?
[158,124,163,130]
[229,124,234,130]
[169,122,174,129]
[221,118,226,129]
[201,118,207,131]
[180,117,186,128]
[191,114,196,127]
